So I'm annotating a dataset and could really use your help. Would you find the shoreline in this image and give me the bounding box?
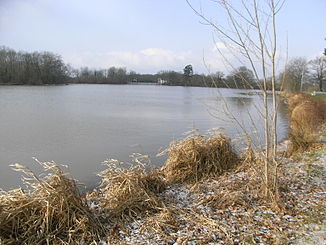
[0,82,286,91]
[0,92,325,244]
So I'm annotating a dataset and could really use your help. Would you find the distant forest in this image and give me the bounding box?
[0,47,259,89]
[1,47,324,91]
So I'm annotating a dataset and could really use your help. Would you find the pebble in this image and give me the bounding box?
[313,225,321,231]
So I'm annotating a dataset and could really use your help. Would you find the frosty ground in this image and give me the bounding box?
[88,143,325,244]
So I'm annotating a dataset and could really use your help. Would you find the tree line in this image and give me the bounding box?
[0,46,324,91]
[280,57,325,92]
[0,47,67,85]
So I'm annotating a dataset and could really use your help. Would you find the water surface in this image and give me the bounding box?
[0,84,288,190]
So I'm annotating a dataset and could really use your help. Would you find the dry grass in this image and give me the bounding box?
[291,100,325,132]
[198,152,263,210]
[0,160,104,245]
[138,207,179,240]
[162,133,239,183]
[287,92,311,112]
[98,158,166,221]
[287,93,326,153]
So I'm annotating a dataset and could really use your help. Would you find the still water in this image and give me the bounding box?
[0,84,288,190]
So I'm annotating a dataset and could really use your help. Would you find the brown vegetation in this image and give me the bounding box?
[197,146,271,211]
[0,161,104,245]
[162,133,239,183]
[98,159,166,221]
[287,92,326,153]
[287,92,311,112]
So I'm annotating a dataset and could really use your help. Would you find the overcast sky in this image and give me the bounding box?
[0,0,325,74]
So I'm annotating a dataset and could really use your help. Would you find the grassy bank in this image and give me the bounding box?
[0,93,325,244]
[311,92,326,101]
[286,92,326,153]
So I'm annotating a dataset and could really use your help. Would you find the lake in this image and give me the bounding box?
[0,84,288,190]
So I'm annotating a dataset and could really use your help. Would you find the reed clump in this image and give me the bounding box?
[162,133,239,183]
[287,93,326,153]
[287,92,311,112]
[201,148,263,210]
[99,158,166,221]
[0,161,104,245]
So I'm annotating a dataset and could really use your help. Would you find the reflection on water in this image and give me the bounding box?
[0,85,288,190]
[205,94,288,150]
[226,96,253,109]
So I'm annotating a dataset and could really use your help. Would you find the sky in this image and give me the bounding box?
[0,0,325,74]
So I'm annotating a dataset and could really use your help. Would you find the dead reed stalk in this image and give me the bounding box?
[99,159,166,221]
[162,133,239,183]
[287,92,311,112]
[0,161,104,245]
[287,93,326,153]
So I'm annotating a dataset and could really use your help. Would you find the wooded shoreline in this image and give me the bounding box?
[2,46,324,91]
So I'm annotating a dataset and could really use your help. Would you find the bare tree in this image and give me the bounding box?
[186,0,286,200]
[280,57,308,92]
[309,56,326,92]
[0,47,68,85]
[226,66,257,89]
